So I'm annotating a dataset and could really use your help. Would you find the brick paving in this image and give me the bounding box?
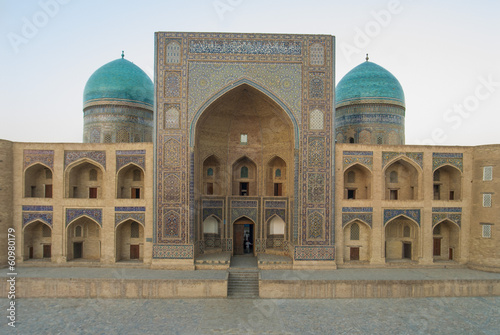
[2,297,499,334]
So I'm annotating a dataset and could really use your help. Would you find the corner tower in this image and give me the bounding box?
[335,57,405,145]
[83,53,154,143]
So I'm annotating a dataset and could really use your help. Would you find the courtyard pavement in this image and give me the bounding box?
[2,297,499,334]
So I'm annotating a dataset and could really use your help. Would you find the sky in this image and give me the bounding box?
[1,0,499,146]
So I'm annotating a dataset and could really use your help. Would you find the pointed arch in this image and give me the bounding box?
[65,157,105,173]
[231,215,256,225]
[384,214,420,228]
[23,219,52,231]
[115,217,145,230]
[190,79,299,148]
[342,218,372,230]
[432,217,461,230]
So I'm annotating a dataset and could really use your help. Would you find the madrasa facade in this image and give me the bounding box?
[1,32,499,272]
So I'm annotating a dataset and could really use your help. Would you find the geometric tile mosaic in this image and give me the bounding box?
[22,212,53,228]
[342,213,373,228]
[115,213,145,227]
[343,151,373,170]
[116,150,146,171]
[382,152,423,170]
[65,208,103,227]
[384,209,421,226]
[152,245,193,259]
[23,149,54,169]
[294,246,335,260]
[432,152,463,172]
[432,213,462,228]
[64,151,106,169]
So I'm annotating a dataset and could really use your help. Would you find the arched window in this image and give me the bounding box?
[207,168,214,177]
[75,225,82,237]
[133,169,142,181]
[275,169,281,178]
[241,166,249,178]
[349,137,355,143]
[347,171,355,183]
[130,221,139,238]
[350,223,360,240]
[377,136,383,145]
[89,169,97,181]
[403,225,410,238]
[433,170,440,182]
[390,171,398,183]
[310,43,325,66]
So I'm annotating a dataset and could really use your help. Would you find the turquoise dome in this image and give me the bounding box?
[336,61,405,106]
[83,57,154,107]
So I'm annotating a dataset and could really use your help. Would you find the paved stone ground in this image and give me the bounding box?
[2,297,499,334]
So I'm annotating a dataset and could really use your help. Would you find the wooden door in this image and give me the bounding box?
[274,183,282,196]
[233,224,245,255]
[130,245,139,259]
[89,187,98,199]
[45,184,53,198]
[43,245,51,258]
[350,247,360,261]
[433,238,441,256]
[449,248,453,260]
[74,242,83,259]
[29,247,33,259]
[403,243,411,259]
[131,188,140,199]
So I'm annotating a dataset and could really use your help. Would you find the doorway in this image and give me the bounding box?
[73,242,83,259]
[233,219,254,255]
[43,245,51,258]
[403,242,412,259]
[130,245,140,259]
[350,247,360,261]
[240,182,249,196]
[433,238,441,256]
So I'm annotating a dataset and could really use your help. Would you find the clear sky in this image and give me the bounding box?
[1,0,499,145]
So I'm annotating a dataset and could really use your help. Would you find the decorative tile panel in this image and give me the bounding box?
[307,173,325,203]
[164,72,181,98]
[203,208,223,221]
[22,212,53,228]
[384,209,421,226]
[116,150,146,171]
[265,208,286,222]
[342,213,373,228]
[189,39,302,55]
[308,137,325,168]
[307,210,324,239]
[153,245,193,259]
[432,152,463,172]
[309,72,325,99]
[382,152,423,170]
[115,213,145,227]
[64,151,106,169]
[432,213,462,228]
[66,208,102,227]
[264,200,287,208]
[343,151,373,170]
[294,246,335,261]
[231,208,258,223]
[23,150,54,170]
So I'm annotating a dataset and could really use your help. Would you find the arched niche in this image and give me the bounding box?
[116,164,144,199]
[202,216,222,250]
[66,217,101,261]
[194,83,295,199]
[23,221,52,260]
[432,219,460,262]
[66,160,103,199]
[232,156,257,196]
[202,155,221,195]
[343,220,371,262]
[266,216,285,250]
[266,156,287,196]
[384,159,420,200]
[385,216,419,261]
[24,164,52,198]
[116,219,144,262]
[344,164,372,200]
[433,165,462,201]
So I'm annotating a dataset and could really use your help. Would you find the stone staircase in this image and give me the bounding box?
[227,270,259,298]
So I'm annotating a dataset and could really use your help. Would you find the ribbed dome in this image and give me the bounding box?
[83,57,154,108]
[336,61,405,106]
